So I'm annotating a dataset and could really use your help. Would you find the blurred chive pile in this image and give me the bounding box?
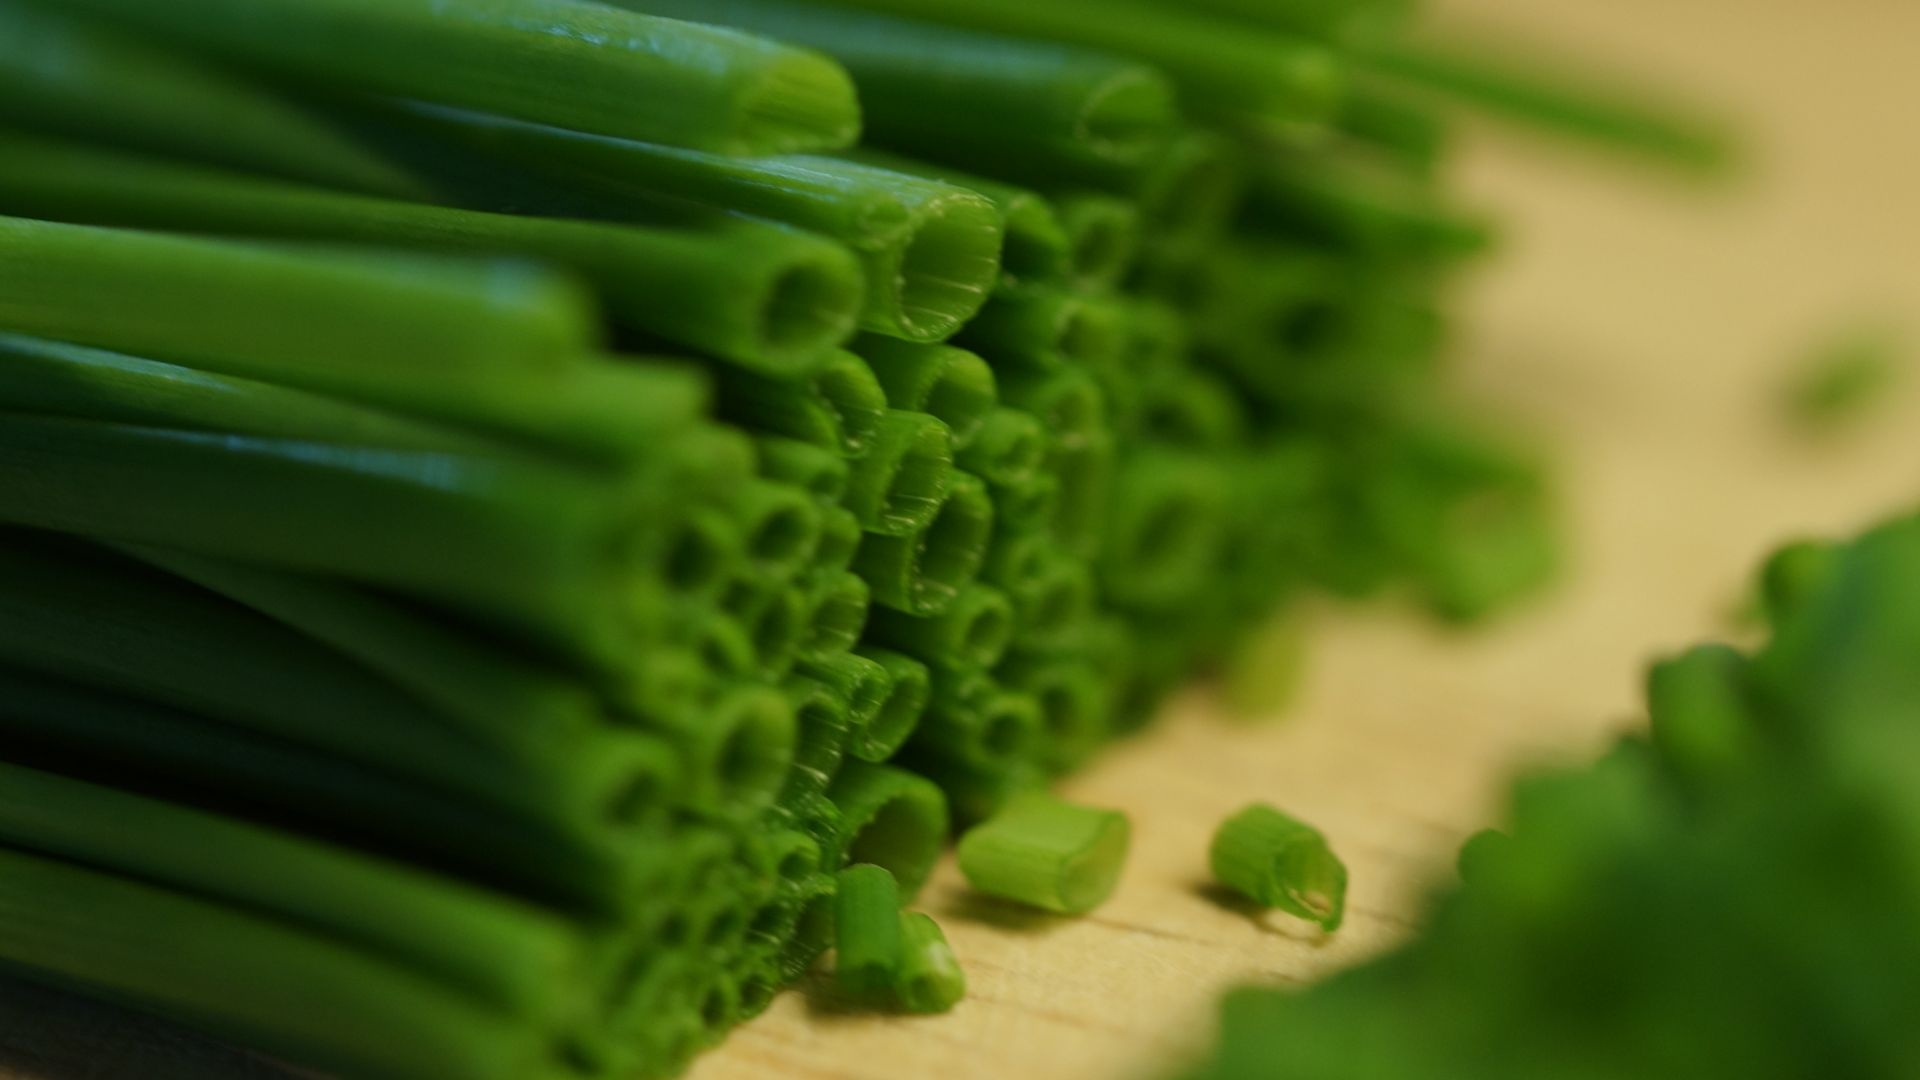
[1182,516,1920,1080]
[0,0,1729,1076]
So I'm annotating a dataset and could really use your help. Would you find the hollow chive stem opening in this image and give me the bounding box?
[956,793,1130,915]
[844,410,956,536]
[1208,803,1347,931]
[828,763,950,896]
[855,470,995,616]
[851,648,932,763]
[857,338,1000,446]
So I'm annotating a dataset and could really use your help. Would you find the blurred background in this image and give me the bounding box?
[3,1,1916,1078]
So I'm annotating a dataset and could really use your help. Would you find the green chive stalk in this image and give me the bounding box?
[0,761,583,1022]
[0,846,553,1080]
[797,653,896,743]
[849,648,933,763]
[0,134,862,372]
[613,0,1176,172]
[754,437,851,504]
[843,410,956,536]
[803,572,873,658]
[0,214,596,407]
[0,415,660,674]
[908,673,1043,773]
[0,534,677,840]
[809,0,1342,129]
[855,470,995,616]
[781,676,858,806]
[826,763,951,896]
[867,584,1018,673]
[712,350,890,458]
[379,107,1004,343]
[1055,192,1142,290]
[855,338,1000,445]
[959,287,1124,371]
[958,409,1048,487]
[58,0,862,156]
[0,1,423,197]
[844,149,1072,287]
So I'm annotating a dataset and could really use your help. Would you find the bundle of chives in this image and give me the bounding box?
[0,135,863,372]
[613,0,1176,171]
[58,0,863,156]
[0,1,423,198]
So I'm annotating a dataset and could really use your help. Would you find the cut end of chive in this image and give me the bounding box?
[895,912,966,1014]
[883,190,1005,343]
[1077,66,1179,164]
[998,192,1074,286]
[710,685,798,810]
[757,254,866,373]
[956,794,1131,915]
[814,351,891,458]
[1210,803,1348,931]
[662,510,738,598]
[877,415,956,536]
[911,475,995,615]
[733,46,864,155]
[919,351,999,448]
[807,573,872,656]
[831,765,951,897]
[1062,198,1140,289]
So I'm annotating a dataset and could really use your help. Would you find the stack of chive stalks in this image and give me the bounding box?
[0,0,1709,1076]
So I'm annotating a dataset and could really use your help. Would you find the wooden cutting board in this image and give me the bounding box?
[4,1,1917,1077]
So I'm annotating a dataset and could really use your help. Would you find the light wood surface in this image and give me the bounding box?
[4,2,1917,1078]
[693,1,1920,1077]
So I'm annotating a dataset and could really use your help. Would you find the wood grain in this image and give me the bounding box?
[5,1,1918,1077]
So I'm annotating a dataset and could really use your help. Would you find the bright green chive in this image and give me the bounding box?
[914,675,1045,773]
[803,571,873,658]
[1099,451,1234,609]
[867,584,1017,672]
[755,437,852,505]
[893,912,966,1014]
[0,134,863,373]
[827,763,951,897]
[844,149,1072,286]
[843,410,956,537]
[622,0,1176,173]
[958,408,1049,487]
[799,653,896,739]
[1054,192,1141,290]
[0,214,593,404]
[814,506,866,577]
[0,2,423,197]
[807,0,1343,129]
[850,648,933,763]
[389,108,1005,342]
[855,470,995,616]
[1208,803,1347,931]
[856,338,1000,446]
[781,675,857,805]
[712,349,890,457]
[956,792,1130,915]
[834,864,904,998]
[998,656,1110,772]
[61,0,862,155]
[959,286,1124,372]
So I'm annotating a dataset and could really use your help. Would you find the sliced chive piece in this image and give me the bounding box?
[843,410,956,536]
[712,349,889,456]
[0,761,580,1022]
[61,0,861,155]
[834,864,905,998]
[0,2,423,197]
[998,656,1110,772]
[0,135,862,373]
[780,675,857,805]
[828,763,951,897]
[1208,803,1347,931]
[956,793,1130,915]
[893,912,966,1014]
[911,674,1044,772]
[814,506,866,577]
[0,846,549,1080]
[866,584,1017,672]
[856,338,1000,446]
[854,470,995,616]
[850,648,933,763]
[959,287,1120,371]
[798,652,896,738]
